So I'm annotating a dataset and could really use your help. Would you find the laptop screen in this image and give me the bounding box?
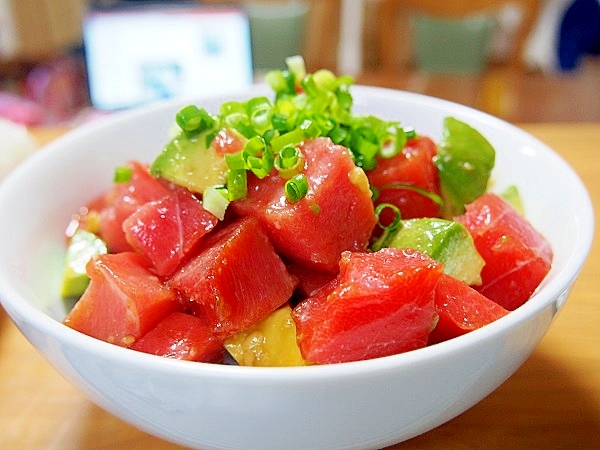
[83,4,254,111]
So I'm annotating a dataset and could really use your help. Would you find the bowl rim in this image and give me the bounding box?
[0,85,594,382]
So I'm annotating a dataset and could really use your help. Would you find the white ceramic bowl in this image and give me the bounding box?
[0,86,593,450]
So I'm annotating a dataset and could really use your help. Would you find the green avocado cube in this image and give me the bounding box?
[60,230,107,299]
[150,130,229,194]
[387,217,485,285]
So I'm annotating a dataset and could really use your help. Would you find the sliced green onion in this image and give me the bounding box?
[264,70,288,93]
[247,96,272,134]
[284,173,309,203]
[329,125,349,144]
[226,169,247,201]
[203,185,230,220]
[176,105,216,137]
[380,126,407,159]
[243,135,267,157]
[354,153,377,171]
[335,86,353,111]
[300,119,321,138]
[225,151,246,171]
[242,137,273,178]
[262,129,279,145]
[265,69,296,97]
[354,134,379,160]
[276,145,300,169]
[220,101,246,117]
[220,101,255,138]
[351,131,379,170]
[274,145,304,179]
[272,99,298,132]
[280,70,297,94]
[313,116,335,135]
[373,183,444,207]
[312,69,337,91]
[271,114,291,132]
[395,126,408,152]
[246,151,274,178]
[285,55,306,85]
[371,203,402,252]
[113,166,132,183]
[300,74,320,98]
[234,121,256,139]
[309,203,321,215]
[270,128,304,152]
[404,126,417,140]
[164,56,426,209]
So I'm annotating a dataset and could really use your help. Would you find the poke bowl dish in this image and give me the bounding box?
[0,58,593,450]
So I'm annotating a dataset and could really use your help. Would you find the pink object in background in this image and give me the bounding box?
[0,92,45,126]
[22,56,88,124]
[0,54,89,126]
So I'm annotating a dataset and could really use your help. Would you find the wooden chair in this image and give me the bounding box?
[375,0,541,72]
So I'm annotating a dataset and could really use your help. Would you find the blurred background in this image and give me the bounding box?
[0,0,598,126]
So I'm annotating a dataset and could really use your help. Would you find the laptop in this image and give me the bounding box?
[83,2,254,111]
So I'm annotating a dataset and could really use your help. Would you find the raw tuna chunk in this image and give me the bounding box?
[131,312,223,362]
[292,248,442,364]
[367,136,441,220]
[231,137,377,273]
[97,161,172,253]
[455,193,553,310]
[168,216,297,337]
[123,186,218,277]
[428,273,509,345]
[286,262,337,299]
[63,252,180,347]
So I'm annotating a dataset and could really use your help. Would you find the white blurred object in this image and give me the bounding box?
[338,0,365,75]
[489,4,524,61]
[0,118,38,179]
[523,0,573,72]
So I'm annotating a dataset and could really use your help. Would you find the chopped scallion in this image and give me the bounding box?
[312,69,337,91]
[371,203,403,252]
[247,96,272,134]
[113,166,132,183]
[225,152,246,171]
[284,173,309,203]
[276,145,300,169]
[329,125,349,144]
[300,119,321,138]
[176,105,216,137]
[226,169,247,201]
[373,183,444,207]
[270,128,304,152]
[286,55,306,85]
[274,145,304,179]
[163,56,421,215]
[404,126,417,140]
[203,185,230,221]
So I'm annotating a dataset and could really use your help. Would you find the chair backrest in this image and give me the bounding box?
[375,0,540,72]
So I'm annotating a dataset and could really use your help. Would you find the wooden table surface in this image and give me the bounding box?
[1,122,598,449]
